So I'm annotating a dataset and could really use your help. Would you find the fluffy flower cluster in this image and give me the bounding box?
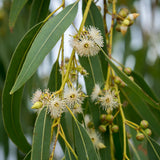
[71,26,104,57]
[91,84,119,112]
[31,87,86,118]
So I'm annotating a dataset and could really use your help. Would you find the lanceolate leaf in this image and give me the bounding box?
[121,86,160,136]
[2,22,43,153]
[48,60,62,92]
[31,107,53,160]
[9,0,28,29]
[28,0,50,28]
[11,2,78,94]
[102,51,160,108]
[73,119,99,160]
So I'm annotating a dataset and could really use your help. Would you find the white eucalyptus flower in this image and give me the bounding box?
[91,84,102,101]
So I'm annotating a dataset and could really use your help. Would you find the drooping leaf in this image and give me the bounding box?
[10,2,78,94]
[28,0,50,28]
[9,0,28,29]
[31,107,53,160]
[65,146,76,160]
[73,119,99,160]
[48,60,62,92]
[2,22,43,153]
[101,51,160,108]
[121,86,160,136]
[147,137,160,160]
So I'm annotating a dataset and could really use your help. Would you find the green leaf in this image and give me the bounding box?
[31,107,53,160]
[9,0,28,29]
[48,60,62,92]
[11,2,78,94]
[82,0,108,78]
[2,22,43,153]
[147,137,160,160]
[131,71,159,102]
[101,50,160,108]
[73,119,99,160]
[121,86,160,136]
[28,0,50,28]
[65,147,76,160]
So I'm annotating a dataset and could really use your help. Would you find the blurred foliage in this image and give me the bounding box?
[0,0,160,159]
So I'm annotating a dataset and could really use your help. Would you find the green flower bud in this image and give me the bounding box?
[140,120,149,129]
[87,121,94,128]
[106,114,114,123]
[124,67,132,75]
[136,132,144,141]
[114,76,121,84]
[122,19,130,26]
[32,101,43,109]
[116,24,121,32]
[99,125,107,133]
[112,125,119,133]
[100,114,107,124]
[118,8,129,19]
[127,132,132,139]
[145,128,152,136]
[129,76,134,81]
[120,80,126,87]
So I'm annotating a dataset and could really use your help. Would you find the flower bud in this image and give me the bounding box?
[65,57,69,63]
[140,120,149,129]
[31,101,43,109]
[120,24,128,35]
[117,66,123,71]
[106,114,114,123]
[97,5,101,11]
[127,132,132,139]
[124,67,132,75]
[120,80,126,87]
[99,125,107,133]
[145,128,152,136]
[118,8,129,19]
[136,132,144,141]
[112,125,119,133]
[100,114,107,124]
[116,24,121,32]
[98,143,106,149]
[114,76,121,84]
[127,13,139,21]
[129,76,134,81]
[122,19,130,26]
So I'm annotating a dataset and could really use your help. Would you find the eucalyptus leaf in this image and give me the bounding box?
[73,119,99,160]
[28,0,50,28]
[2,22,43,153]
[101,50,160,109]
[11,2,78,94]
[9,0,28,29]
[31,107,53,160]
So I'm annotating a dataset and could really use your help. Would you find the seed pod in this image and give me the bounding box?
[100,114,107,124]
[136,132,144,141]
[140,120,149,129]
[114,76,121,84]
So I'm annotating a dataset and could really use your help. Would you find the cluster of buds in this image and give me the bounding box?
[99,114,119,133]
[60,57,88,82]
[91,84,119,112]
[116,8,139,35]
[84,115,106,149]
[31,87,86,118]
[114,67,134,87]
[136,120,152,141]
